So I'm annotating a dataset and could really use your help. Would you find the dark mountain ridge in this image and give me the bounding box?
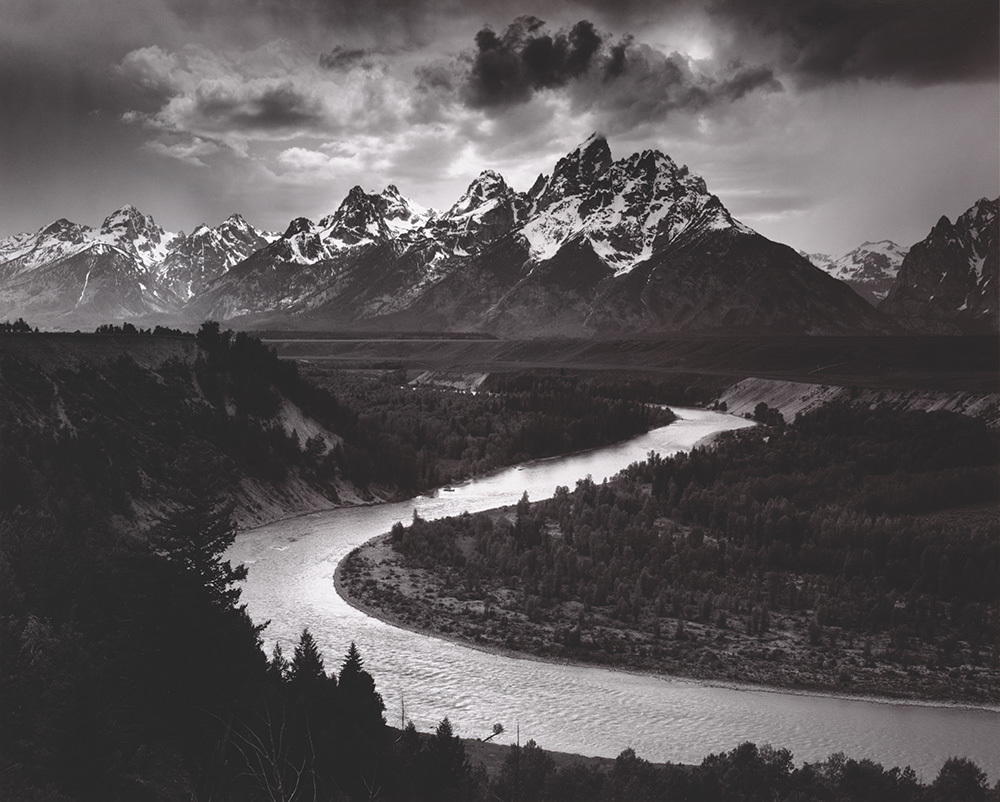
[879,197,998,333]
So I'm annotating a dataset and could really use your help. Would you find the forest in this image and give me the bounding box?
[0,324,668,530]
[300,366,678,490]
[345,403,1000,702]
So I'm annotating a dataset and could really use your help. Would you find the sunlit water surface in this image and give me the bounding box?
[228,408,1000,781]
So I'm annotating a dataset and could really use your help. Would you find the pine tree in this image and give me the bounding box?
[340,641,364,679]
[289,628,326,685]
[266,642,289,684]
[149,491,246,608]
[425,718,471,802]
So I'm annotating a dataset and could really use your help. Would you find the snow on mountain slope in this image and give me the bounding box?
[90,204,183,270]
[518,139,751,275]
[156,214,275,301]
[803,240,909,304]
[880,197,998,332]
[0,206,279,324]
[0,219,95,281]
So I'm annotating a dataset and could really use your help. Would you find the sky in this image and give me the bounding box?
[1,0,997,255]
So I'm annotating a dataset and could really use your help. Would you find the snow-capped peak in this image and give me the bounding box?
[379,184,435,235]
[318,186,391,247]
[806,239,909,303]
[93,204,180,270]
[518,139,740,273]
[445,170,514,220]
[532,133,613,213]
[0,217,96,278]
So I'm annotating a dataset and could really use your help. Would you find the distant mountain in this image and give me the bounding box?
[803,241,909,305]
[0,208,272,326]
[197,135,886,335]
[1,137,894,335]
[157,214,275,302]
[879,198,998,333]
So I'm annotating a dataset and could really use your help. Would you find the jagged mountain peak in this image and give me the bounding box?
[574,132,611,162]
[223,212,251,228]
[283,217,317,238]
[378,185,435,234]
[93,204,179,271]
[533,134,614,212]
[879,196,998,332]
[40,218,90,239]
[557,133,612,177]
[609,148,710,202]
[446,170,516,219]
[959,197,997,228]
[315,184,434,243]
[527,172,547,199]
[807,239,909,305]
[100,203,155,232]
[326,185,381,219]
[519,137,743,272]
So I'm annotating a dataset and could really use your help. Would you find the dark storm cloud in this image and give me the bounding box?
[319,46,376,71]
[711,0,999,86]
[195,82,325,130]
[573,41,782,128]
[454,17,781,123]
[717,64,783,102]
[464,17,606,107]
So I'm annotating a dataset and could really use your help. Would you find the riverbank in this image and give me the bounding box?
[336,516,999,708]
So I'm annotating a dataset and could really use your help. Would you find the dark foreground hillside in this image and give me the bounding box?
[0,329,358,528]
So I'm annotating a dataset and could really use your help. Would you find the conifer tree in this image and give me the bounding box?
[289,628,326,685]
[340,641,364,679]
[425,717,471,801]
[149,490,246,608]
[267,642,289,684]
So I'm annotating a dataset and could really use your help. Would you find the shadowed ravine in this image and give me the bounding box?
[227,408,1000,781]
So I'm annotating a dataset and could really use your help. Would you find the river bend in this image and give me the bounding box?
[227,408,1000,781]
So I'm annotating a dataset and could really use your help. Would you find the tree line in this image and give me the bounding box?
[300,365,675,492]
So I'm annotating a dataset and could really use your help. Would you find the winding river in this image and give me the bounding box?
[227,408,1000,782]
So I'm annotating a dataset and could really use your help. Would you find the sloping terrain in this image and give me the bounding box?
[880,198,998,333]
[0,334,363,528]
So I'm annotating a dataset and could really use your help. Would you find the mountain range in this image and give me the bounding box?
[802,241,909,306]
[0,208,275,323]
[1,136,995,335]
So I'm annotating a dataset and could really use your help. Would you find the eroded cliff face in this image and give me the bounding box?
[717,377,1000,429]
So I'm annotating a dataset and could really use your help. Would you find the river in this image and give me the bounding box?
[227,408,1000,782]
